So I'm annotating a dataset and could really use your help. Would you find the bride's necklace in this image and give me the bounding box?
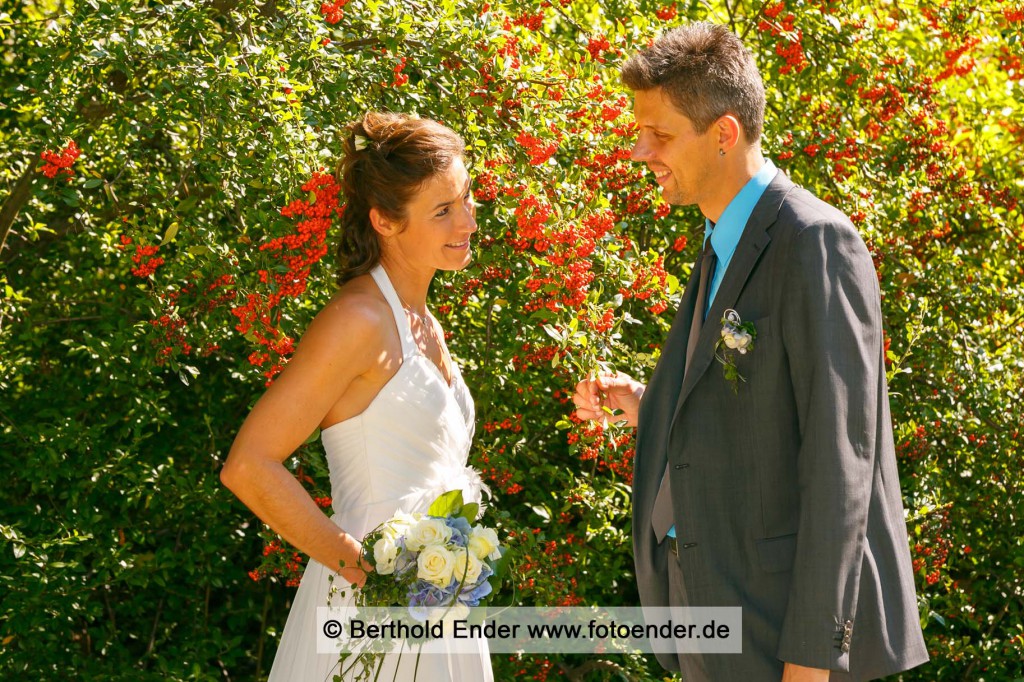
[394,287,451,381]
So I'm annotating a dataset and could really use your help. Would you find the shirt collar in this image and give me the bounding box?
[703,159,778,262]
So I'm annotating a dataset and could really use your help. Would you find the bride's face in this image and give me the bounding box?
[383,156,478,273]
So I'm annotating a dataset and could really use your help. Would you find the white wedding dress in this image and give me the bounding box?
[268,265,493,682]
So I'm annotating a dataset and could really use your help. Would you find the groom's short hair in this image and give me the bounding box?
[621,22,765,143]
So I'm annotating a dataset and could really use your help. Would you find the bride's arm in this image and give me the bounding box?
[221,294,389,586]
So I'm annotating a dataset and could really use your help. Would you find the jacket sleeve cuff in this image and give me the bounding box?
[777,616,855,673]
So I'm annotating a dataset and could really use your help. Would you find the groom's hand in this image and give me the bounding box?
[572,372,645,427]
[781,662,830,682]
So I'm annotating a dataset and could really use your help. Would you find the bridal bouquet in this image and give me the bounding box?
[332,491,503,680]
[357,490,504,620]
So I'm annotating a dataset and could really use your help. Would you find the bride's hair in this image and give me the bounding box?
[335,111,466,284]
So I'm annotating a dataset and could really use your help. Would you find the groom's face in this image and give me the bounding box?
[631,87,719,208]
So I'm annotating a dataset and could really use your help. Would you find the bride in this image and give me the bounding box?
[221,112,492,681]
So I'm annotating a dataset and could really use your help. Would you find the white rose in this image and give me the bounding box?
[452,548,483,585]
[394,510,420,528]
[384,510,419,541]
[735,332,751,352]
[417,544,457,587]
[723,332,739,349]
[406,518,453,551]
[372,537,399,575]
[468,525,501,561]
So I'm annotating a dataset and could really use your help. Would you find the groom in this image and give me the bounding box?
[573,23,928,681]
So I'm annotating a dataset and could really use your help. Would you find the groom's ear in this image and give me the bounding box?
[714,114,743,153]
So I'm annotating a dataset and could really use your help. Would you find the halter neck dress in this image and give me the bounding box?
[268,265,492,682]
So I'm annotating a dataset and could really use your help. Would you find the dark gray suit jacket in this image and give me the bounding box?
[633,172,929,681]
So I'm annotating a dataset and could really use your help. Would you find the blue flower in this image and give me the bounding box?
[457,579,493,607]
[393,540,417,575]
[444,516,472,547]
[408,582,450,621]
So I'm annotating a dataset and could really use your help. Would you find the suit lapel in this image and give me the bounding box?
[671,173,795,419]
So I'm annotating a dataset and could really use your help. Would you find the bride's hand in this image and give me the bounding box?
[340,552,374,587]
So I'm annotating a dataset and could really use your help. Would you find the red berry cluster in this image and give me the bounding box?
[392,57,409,87]
[514,131,558,166]
[911,507,953,587]
[575,144,658,218]
[512,10,544,31]
[585,35,611,62]
[144,273,235,365]
[496,34,522,70]
[566,411,636,479]
[655,3,678,20]
[40,140,81,179]
[997,46,1024,81]
[249,538,306,587]
[936,36,980,81]
[477,445,524,496]
[619,255,670,313]
[319,0,348,25]
[149,314,190,363]
[231,171,340,382]
[473,170,501,202]
[757,3,808,74]
[119,234,166,279]
[262,171,339,305]
[896,424,931,461]
[482,414,523,435]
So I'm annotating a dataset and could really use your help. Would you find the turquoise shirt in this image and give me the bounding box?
[667,159,778,540]
[701,159,779,318]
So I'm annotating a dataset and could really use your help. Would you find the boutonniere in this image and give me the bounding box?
[715,309,756,392]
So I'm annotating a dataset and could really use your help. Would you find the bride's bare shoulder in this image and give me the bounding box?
[299,274,394,355]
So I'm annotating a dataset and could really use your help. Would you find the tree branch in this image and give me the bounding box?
[0,155,40,257]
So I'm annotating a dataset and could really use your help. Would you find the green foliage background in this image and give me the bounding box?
[1,0,1022,679]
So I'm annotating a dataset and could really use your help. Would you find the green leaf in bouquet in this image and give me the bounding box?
[428,490,464,517]
[459,502,479,523]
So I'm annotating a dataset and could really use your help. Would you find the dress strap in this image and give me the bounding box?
[369,264,417,358]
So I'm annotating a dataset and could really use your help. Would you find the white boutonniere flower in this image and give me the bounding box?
[715,309,757,391]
